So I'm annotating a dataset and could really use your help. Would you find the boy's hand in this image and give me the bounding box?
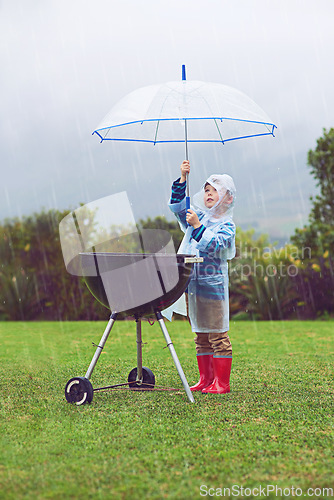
[186,209,201,229]
[180,160,190,183]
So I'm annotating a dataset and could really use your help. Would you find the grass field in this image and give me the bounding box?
[0,319,333,499]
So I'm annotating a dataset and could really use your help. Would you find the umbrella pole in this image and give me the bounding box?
[182,64,190,211]
[184,119,190,211]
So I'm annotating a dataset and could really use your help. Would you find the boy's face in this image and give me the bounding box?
[204,183,220,208]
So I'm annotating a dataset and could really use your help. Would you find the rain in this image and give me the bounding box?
[1,3,334,497]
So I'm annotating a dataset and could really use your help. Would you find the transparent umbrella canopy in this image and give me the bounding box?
[92,65,276,205]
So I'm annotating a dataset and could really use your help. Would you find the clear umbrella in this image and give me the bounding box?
[93,65,277,207]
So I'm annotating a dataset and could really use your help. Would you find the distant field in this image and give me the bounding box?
[0,320,333,499]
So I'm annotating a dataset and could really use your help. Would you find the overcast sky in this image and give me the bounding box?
[1,0,333,240]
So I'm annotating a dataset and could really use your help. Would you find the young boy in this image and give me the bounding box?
[169,160,236,394]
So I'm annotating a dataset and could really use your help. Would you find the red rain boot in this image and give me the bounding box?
[190,354,214,392]
[202,356,232,394]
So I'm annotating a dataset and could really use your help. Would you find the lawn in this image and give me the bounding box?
[0,319,333,499]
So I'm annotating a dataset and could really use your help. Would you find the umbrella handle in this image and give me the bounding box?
[186,194,190,227]
[186,168,190,214]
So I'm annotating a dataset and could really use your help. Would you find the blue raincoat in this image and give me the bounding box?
[168,174,236,333]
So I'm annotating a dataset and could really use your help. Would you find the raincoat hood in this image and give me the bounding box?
[192,174,236,221]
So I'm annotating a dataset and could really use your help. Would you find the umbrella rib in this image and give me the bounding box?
[102,127,112,140]
[213,118,225,144]
[263,123,273,134]
[154,120,160,145]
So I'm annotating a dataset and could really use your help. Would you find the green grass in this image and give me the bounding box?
[0,320,333,499]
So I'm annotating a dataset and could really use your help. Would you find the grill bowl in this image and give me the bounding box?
[76,252,194,318]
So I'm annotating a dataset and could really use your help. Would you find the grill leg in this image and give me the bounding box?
[136,318,143,382]
[155,311,195,403]
[85,312,118,380]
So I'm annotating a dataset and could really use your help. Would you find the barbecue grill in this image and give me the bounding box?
[59,198,201,405]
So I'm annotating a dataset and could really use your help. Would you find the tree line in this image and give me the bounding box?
[1,128,333,321]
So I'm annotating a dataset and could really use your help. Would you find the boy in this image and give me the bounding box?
[169,160,236,394]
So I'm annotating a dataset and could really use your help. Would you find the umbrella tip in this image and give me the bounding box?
[182,65,186,81]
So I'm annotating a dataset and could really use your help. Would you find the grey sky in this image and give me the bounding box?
[1,0,333,240]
